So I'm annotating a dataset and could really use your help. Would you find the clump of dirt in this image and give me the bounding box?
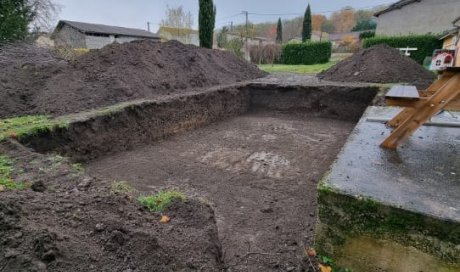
[318,44,436,89]
[0,140,223,272]
[0,40,266,118]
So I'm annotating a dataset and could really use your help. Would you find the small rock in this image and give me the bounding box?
[309,212,315,217]
[31,260,47,272]
[260,207,274,213]
[77,178,92,191]
[31,180,46,192]
[95,223,106,232]
[4,248,20,258]
[0,185,5,192]
[286,267,296,272]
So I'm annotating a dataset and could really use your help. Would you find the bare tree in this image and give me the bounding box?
[161,5,194,29]
[28,0,61,32]
[160,5,194,44]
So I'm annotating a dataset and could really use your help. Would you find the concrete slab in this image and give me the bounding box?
[328,106,459,222]
[316,106,460,271]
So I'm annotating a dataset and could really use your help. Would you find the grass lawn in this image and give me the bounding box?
[258,62,337,74]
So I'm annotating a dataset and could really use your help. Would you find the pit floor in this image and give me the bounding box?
[85,111,355,271]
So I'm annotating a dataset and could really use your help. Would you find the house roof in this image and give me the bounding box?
[439,27,459,40]
[374,0,422,17]
[55,20,159,39]
[454,16,460,26]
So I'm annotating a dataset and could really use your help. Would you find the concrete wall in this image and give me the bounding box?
[54,25,86,48]
[86,35,158,49]
[376,0,460,36]
[85,34,113,49]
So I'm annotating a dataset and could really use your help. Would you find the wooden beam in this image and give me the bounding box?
[381,74,460,149]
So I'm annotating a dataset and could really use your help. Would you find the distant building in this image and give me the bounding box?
[157,26,199,46]
[53,20,160,49]
[288,31,330,43]
[375,0,460,36]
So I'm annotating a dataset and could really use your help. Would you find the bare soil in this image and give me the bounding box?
[85,111,355,271]
[0,141,223,272]
[318,44,436,90]
[0,41,266,118]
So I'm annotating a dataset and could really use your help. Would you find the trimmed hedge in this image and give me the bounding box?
[282,41,332,65]
[363,35,442,64]
[359,31,375,40]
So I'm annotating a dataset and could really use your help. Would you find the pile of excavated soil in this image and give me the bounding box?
[318,44,436,89]
[0,40,266,118]
[0,140,223,272]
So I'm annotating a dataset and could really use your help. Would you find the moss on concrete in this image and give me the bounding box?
[316,184,460,264]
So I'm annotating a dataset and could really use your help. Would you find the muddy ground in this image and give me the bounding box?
[86,111,355,271]
[0,140,223,272]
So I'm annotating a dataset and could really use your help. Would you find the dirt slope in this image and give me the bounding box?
[0,140,223,272]
[0,40,266,118]
[318,44,436,89]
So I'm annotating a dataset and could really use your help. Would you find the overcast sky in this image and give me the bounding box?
[54,0,397,32]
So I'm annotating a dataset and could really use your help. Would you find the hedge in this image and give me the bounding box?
[282,41,332,65]
[363,35,442,64]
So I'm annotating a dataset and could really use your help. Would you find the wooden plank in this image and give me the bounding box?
[386,97,427,108]
[385,85,420,99]
[387,108,414,128]
[381,74,460,149]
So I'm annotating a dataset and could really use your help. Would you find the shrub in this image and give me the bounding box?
[281,41,331,65]
[225,38,244,58]
[359,31,375,40]
[250,44,282,64]
[138,190,186,212]
[363,35,442,64]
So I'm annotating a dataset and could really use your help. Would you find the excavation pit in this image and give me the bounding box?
[7,82,378,271]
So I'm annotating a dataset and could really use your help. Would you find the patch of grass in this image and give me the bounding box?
[0,115,69,142]
[258,62,337,74]
[0,155,29,190]
[138,190,186,212]
[111,181,136,195]
[71,163,84,173]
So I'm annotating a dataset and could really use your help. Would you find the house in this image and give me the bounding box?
[439,17,460,66]
[53,20,160,49]
[288,31,330,43]
[157,26,199,46]
[375,0,460,36]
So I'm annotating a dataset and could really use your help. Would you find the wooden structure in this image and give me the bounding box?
[381,68,460,149]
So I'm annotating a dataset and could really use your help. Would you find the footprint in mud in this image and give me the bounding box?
[201,147,298,179]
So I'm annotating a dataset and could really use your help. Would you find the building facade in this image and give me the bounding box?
[375,0,460,36]
[53,20,160,49]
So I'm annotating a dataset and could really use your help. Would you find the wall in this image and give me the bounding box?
[85,34,113,49]
[376,0,460,36]
[18,83,378,161]
[54,25,86,48]
[85,35,158,49]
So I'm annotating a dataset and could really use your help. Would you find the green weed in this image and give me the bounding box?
[138,190,186,212]
[0,155,29,190]
[111,181,136,195]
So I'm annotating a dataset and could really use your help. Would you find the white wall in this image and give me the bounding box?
[376,0,460,36]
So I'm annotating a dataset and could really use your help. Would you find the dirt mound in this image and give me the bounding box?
[318,44,436,89]
[0,40,266,118]
[0,140,223,272]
